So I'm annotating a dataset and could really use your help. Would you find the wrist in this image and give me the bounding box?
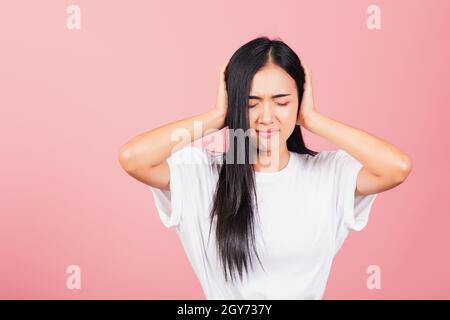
[303,111,321,133]
[209,108,226,128]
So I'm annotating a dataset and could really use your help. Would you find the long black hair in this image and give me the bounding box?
[208,36,318,283]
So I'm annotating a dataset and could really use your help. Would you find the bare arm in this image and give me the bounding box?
[304,112,412,195]
[118,109,225,189]
[298,63,412,196]
[118,62,229,190]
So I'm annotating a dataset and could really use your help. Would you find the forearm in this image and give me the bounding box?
[304,111,412,179]
[119,109,225,171]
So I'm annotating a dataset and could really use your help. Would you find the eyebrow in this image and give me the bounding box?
[248,94,291,100]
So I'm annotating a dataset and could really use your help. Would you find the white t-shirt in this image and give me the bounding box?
[149,145,377,299]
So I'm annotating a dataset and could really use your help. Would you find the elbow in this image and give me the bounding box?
[394,154,413,183]
[118,144,136,173]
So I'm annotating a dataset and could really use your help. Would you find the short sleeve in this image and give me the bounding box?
[331,149,378,254]
[149,145,212,229]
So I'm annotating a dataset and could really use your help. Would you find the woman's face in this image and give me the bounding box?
[247,63,299,153]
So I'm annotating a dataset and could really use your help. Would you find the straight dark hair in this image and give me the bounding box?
[207,36,318,283]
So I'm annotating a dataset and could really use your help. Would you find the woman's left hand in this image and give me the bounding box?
[297,63,318,129]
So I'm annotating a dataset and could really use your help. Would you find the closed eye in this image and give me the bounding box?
[248,102,289,108]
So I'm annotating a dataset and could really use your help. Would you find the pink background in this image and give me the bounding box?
[0,0,449,299]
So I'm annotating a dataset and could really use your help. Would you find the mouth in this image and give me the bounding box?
[256,129,280,137]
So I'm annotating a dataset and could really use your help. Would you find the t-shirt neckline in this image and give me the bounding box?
[254,151,294,181]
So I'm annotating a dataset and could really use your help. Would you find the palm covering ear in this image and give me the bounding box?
[297,63,317,127]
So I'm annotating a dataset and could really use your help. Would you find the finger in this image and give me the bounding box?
[302,63,310,78]
[302,63,312,86]
[220,61,228,78]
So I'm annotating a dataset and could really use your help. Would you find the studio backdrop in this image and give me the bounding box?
[0,0,448,299]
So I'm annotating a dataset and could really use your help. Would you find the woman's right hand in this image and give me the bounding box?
[212,61,229,122]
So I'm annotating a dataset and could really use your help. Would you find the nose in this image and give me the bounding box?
[258,102,275,124]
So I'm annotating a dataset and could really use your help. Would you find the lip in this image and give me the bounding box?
[256,129,279,137]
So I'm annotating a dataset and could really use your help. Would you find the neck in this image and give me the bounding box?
[252,144,290,173]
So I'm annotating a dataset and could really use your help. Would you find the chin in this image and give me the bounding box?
[258,136,282,148]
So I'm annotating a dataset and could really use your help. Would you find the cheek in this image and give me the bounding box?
[248,109,259,125]
[279,106,298,137]
[279,107,297,124]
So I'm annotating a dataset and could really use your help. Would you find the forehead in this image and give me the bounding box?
[249,64,296,96]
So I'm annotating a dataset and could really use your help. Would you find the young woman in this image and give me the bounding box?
[118,36,412,299]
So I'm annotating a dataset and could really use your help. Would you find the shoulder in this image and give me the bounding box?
[300,149,338,165]
[298,149,357,173]
[167,145,225,178]
[168,145,216,165]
